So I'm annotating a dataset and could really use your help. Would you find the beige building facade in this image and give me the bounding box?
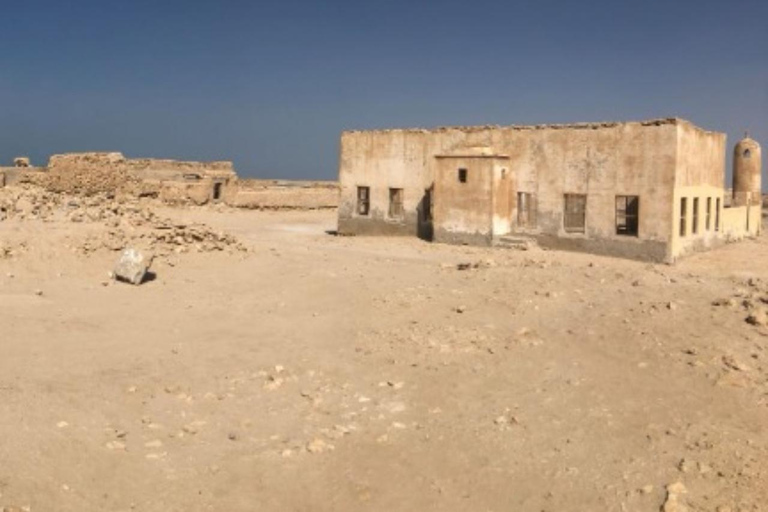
[337,118,762,262]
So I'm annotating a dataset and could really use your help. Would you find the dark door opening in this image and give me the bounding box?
[417,186,434,241]
[213,182,223,201]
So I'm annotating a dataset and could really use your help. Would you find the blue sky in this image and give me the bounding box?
[0,0,765,180]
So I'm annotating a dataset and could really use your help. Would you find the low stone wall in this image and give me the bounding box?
[721,205,762,239]
[229,180,339,209]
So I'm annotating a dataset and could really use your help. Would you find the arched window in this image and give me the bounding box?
[744,149,752,159]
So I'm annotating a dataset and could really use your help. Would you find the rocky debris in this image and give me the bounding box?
[306,438,334,454]
[493,412,519,429]
[0,185,247,259]
[661,481,688,512]
[712,280,768,327]
[746,307,768,326]
[722,355,749,372]
[114,249,153,285]
[454,259,496,271]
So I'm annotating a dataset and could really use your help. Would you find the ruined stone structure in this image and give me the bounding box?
[0,153,235,203]
[0,152,340,209]
[337,118,762,262]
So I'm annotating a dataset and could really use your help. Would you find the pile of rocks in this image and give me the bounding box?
[0,185,247,258]
[0,186,62,221]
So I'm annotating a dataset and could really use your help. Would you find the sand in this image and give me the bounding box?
[1,204,767,511]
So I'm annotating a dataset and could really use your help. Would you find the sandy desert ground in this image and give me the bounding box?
[1,194,768,511]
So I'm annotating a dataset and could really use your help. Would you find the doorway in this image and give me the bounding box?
[417,186,434,240]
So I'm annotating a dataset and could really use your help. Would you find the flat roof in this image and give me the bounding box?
[343,117,720,136]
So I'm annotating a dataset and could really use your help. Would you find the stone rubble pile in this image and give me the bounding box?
[0,185,247,258]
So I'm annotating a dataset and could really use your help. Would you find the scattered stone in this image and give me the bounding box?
[455,305,466,314]
[494,413,519,428]
[639,484,653,495]
[182,421,205,435]
[113,248,154,285]
[746,308,768,326]
[662,481,688,512]
[722,355,749,372]
[106,441,126,451]
[306,438,333,454]
[678,458,694,473]
[264,374,284,390]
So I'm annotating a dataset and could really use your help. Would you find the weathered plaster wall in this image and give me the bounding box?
[337,130,433,236]
[338,119,681,260]
[433,157,493,244]
[669,124,730,260]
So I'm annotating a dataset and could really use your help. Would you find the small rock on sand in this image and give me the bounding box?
[113,248,153,285]
[662,481,688,512]
[306,438,334,453]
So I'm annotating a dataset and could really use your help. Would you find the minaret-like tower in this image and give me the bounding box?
[733,132,762,207]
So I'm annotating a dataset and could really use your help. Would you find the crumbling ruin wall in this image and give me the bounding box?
[20,152,237,203]
[0,167,46,187]
[229,179,339,209]
[35,152,142,196]
[2,151,337,210]
[125,159,236,181]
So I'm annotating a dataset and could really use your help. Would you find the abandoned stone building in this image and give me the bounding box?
[337,118,762,262]
[0,152,340,209]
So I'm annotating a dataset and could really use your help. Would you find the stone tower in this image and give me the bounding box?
[733,133,762,207]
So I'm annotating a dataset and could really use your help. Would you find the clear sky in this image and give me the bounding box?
[0,0,765,180]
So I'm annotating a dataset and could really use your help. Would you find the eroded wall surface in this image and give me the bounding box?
[338,130,434,236]
[669,123,730,260]
[433,157,497,245]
